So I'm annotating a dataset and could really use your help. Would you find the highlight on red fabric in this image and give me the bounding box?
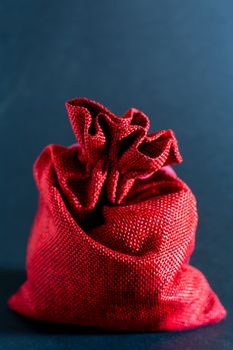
[8,98,226,331]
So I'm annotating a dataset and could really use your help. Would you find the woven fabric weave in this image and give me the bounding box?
[8,98,226,331]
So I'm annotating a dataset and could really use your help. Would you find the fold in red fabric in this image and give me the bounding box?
[8,98,226,331]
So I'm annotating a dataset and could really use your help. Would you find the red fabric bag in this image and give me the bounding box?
[9,98,226,331]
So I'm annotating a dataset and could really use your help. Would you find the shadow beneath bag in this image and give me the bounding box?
[0,267,114,335]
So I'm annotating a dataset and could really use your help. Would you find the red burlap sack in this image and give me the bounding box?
[9,98,226,331]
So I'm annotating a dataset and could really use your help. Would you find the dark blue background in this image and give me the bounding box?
[0,0,232,349]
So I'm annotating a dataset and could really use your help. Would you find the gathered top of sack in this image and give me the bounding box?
[66,98,182,177]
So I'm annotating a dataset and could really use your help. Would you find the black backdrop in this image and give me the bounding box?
[0,1,232,349]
